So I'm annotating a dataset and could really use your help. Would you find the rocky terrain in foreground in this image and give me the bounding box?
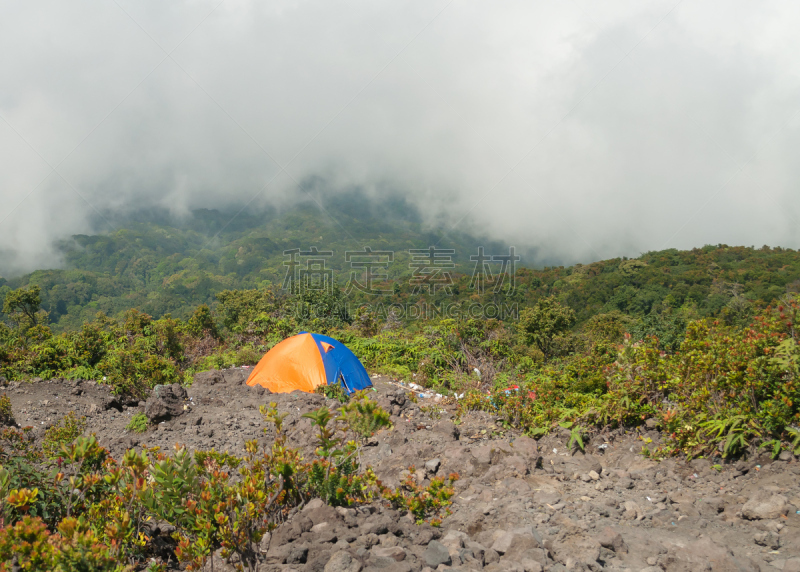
[4,369,800,572]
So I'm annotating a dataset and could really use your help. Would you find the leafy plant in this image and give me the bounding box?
[42,412,86,460]
[379,468,459,525]
[338,392,391,441]
[125,413,148,434]
[314,383,348,403]
[700,415,751,459]
[561,421,586,454]
[787,426,800,456]
[0,394,13,426]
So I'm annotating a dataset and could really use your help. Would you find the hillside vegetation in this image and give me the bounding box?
[0,206,798,461]
[1,211,800,569]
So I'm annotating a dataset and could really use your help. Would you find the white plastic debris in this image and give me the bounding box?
[473,368,481,377]
[553,448,558,454]
[598,443,608,450]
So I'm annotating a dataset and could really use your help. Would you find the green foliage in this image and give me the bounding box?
[3,285,44,331]
[0,397,410,571]
[0,394,13,426]
[302,406,378,506]
[314,383,348,403]
[628,310,687,352]
[788,426,800,456]
[185,304,219,339]
[338,392,392,441]
[517,296,576,357]
[379,469,459,525]
[583,311,630,344]
[125,413,148,434]
[42,412,86,460]
[560,421,586,453]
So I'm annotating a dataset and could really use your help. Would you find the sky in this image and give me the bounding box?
[1,0,800,274]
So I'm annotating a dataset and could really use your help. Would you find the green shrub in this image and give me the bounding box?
[125,413,148,434]
[314,383,348,403]
[42,412,86,460]
[0,394,13,426]
[339,392,391,441]
[380,468,459,525]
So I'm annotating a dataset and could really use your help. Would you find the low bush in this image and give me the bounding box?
[379,469,459,526]
[41,412,86,460]
[125,413,148,434]
[0,398,400,570]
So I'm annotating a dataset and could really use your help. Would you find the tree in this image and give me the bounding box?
[517,296,575,357]
[584,311,630,344]
[3,285,45,331]
[186,304,220,339]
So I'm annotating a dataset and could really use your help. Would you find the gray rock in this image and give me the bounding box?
[440,529,468,550]
[490,531,515,554]
[783,557,800,572]
[193,369,223,386]
[145,383,187,422]
[617,477,634,490]
[484,548,500,564]
[670,537,760,571]
[259,531,271,553]
[325,551,362,572]
[423,540,451,568]
[520,560,543,572]
[425,458,441,474]
[434,420,459,441]
[510,435,538,458]
[742,493,788,520]
[201,549,237,572]
[754,531,781,549]
[286,544,308,564]
[596,527,627,553]
[372,546,406,562]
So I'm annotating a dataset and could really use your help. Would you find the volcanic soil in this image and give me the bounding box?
[4,369,800,572]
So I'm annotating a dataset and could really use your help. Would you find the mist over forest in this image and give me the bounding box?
[2,1,800,276]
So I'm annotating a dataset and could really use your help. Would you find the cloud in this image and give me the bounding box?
[1,0,799,274]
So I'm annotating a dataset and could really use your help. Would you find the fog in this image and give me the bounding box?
[1,0,800,274]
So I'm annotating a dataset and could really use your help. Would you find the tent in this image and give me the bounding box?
[246,332,372,395]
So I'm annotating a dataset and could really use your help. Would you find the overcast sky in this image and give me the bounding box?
[1,0,800,274]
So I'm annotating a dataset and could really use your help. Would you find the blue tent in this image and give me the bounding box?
[309,333,373,394]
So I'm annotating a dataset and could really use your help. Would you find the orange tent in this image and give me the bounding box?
[246,332,372,394]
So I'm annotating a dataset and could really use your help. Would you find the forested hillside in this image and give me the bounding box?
[0,200,798,335]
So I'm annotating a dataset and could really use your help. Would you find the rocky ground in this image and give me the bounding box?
[3,369,800,572]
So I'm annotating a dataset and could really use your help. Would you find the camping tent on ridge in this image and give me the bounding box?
[245,332,372,395]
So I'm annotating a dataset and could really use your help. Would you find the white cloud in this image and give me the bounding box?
[1,0,799,273]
